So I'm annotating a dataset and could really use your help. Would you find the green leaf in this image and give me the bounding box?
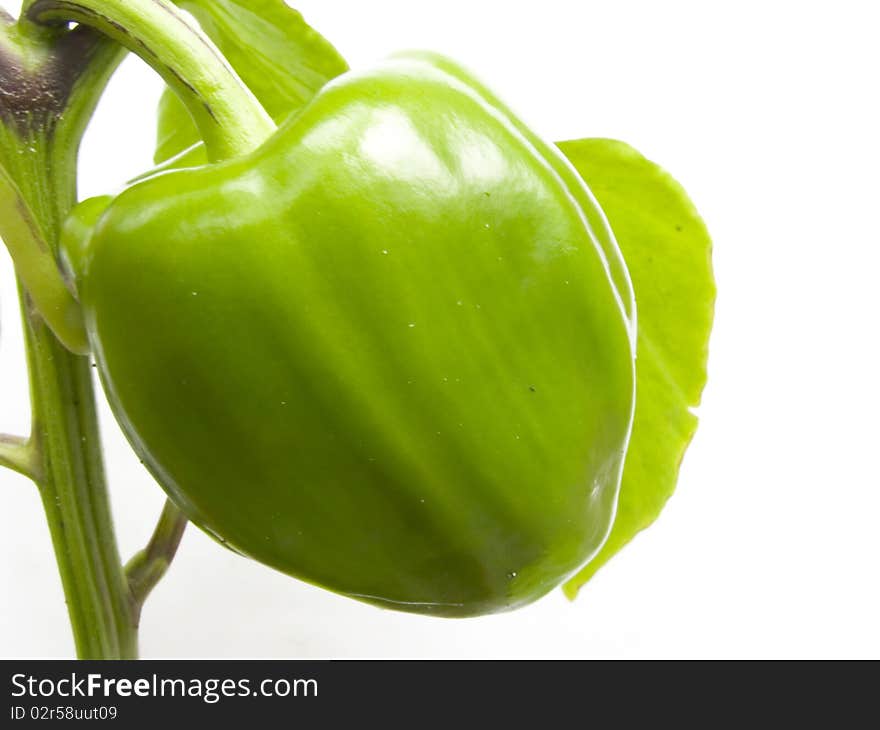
[558,138,715,597]
[156,0,348,163]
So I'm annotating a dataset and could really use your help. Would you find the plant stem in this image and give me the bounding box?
[3,120,138,656]
[0,15,136,657]
[24,303,138,658]
[126,500,187,625]
[26,0,274,161]
[0,139,136,657]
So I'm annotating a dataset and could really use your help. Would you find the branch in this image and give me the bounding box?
[27,0,275,161]
[0,434,39,481]
[125,499,188,623]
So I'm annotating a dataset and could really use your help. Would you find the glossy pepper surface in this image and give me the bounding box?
[62,54,636,616]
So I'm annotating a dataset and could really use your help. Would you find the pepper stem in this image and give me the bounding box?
[25,0,276,161]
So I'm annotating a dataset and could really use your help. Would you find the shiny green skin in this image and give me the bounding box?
[65,55,635,616]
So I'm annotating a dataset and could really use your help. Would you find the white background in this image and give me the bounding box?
[1,0,879,658]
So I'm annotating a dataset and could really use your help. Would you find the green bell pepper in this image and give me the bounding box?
[62,53,635,616]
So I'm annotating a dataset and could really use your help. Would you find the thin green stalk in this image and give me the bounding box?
[0,434,38,480]
[0,93,134,662]
[0,11,135,656]
[126,500,187,625]
[24,299,137,658]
